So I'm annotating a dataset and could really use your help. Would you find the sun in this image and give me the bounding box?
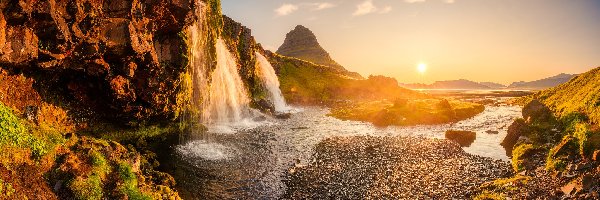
[417,63,427,74]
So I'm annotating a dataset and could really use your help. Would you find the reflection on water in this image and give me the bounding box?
[164,105,520,199]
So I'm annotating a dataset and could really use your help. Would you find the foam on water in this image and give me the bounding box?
[176,140,236,161]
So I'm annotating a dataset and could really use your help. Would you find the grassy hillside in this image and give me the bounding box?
[481,67,600,198]
[267,53,425,105]
[523,67,600,125]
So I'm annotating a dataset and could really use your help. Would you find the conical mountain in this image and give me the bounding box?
[277,25,347,71]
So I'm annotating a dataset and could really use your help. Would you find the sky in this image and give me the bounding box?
[222,0,600,84]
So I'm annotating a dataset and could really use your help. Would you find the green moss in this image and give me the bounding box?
[545,151,567,171]
[69,150,111,200]
[488,175,531,191]
[512,143,534,172]
[89,150,110,178]
[93,122,185,145]
[0,178,15,198]
[117,162,151,200]
[70,174,103,200]
[473,191,505,200]
[0,103,63,160]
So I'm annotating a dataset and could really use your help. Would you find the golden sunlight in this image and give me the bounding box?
[417,63,427,74]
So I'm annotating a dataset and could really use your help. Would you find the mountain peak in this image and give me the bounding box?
[276,25,346,71]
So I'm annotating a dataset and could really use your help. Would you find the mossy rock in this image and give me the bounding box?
[512,143,544,172]
[445,130,476,147]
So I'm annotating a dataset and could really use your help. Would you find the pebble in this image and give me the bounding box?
[282,136,513,199]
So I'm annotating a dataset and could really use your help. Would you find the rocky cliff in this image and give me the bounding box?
[220,15,271,109]
[0,0,228,199]
[276,25,362,79]
[0,0,211,123]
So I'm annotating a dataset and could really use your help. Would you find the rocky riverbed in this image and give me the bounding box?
[283,136,513,199]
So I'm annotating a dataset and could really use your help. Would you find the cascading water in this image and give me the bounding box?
[203,38,253,125]
[255,52,289,112]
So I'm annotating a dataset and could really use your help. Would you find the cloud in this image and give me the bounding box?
[379,6,392,14]
[353,0,377,16]
[312,2,336,10]
[275,4,299,16]
[405,0,426,3]
[353,1,392,16]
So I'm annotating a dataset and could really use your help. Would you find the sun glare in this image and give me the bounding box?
[417,63,427,74]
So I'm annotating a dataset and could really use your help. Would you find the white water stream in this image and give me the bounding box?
[255,52,289,112]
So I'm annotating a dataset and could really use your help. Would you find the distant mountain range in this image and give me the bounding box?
[506,73,576,90]
[401,73,576,90]
[401,79,505,90]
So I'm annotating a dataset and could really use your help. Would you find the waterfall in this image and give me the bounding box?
[203,38,253,125]
[255,52,289,112]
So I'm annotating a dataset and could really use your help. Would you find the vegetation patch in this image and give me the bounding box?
[0,103,64,162]
[0,178,15,198]
[117,162,152,200]
[329,99,484,127]
[473,191,506,200]
[511,143,538,172]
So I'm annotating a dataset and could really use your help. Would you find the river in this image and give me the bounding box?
[162,104,521,199]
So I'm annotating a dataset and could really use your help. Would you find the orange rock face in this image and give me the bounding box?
[0,0,198,122]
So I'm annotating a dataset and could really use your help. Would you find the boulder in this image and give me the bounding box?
[551,136,579,158]
[445,130,476,147]
[593,150,600,162]
[522,99,554,123]
[501,119,528,151]
[275,113,292,120]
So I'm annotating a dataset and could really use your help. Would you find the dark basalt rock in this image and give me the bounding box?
[501,118,528,154]
[445,130,476,147]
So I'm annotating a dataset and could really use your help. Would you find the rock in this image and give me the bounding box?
[552,136,579,158]
[0,0,203,122]
[486,130,499,134]
[109,76,136,105]
[574,163,591,171]
[255,99,275,114]
[581,174,595,191]
[445,130,476,147]
[522,99,554,123]
[501,119,528,151]
[253,116,267,122]
[0,25,38,64]
[561,180,580,195]
[372,109,403,127]
[275,113,292,119]
[593,150,600,162]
